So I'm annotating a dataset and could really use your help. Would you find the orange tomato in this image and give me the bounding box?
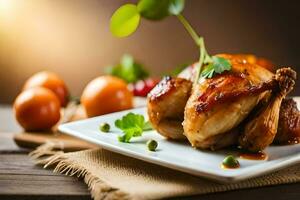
[23,71,69,107]
[81,76,133,117]
[14,87,61,131]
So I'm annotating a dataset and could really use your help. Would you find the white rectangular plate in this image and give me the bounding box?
[58,98,300,183]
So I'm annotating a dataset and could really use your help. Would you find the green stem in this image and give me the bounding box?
[177,14,201,46]
[194,37,204,85]
[177,14,210,84]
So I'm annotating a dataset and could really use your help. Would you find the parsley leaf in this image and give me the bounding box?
[105,54,149,83]
[200,63,214,78]
[200,56,231,79]
[212,56,231,73]
[115,112,152,143]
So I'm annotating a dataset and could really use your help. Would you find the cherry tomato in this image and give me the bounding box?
[14,87,61,131]
[81,76,133,117]
[23,71,69,107]
[131,78,159,97]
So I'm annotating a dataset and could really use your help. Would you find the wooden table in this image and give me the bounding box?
[1,105,300,200]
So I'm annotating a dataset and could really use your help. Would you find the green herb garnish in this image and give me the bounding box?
[200,56,231,78]
[110,0,232,82]
[147,139,158,151]
[115,112,152,142]
[105,54,149,83]
[110,4,141,37]
[138,0,185,20]
[99,122,110,133]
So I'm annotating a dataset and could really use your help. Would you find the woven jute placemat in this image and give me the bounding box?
[30,144,300,200]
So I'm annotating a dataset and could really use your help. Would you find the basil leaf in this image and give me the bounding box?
[212,56,231,74]
[110,4,141,37]
[137,0,170,20]
[137,0,185,20]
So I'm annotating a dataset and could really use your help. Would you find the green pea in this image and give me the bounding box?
[222,155,239,168]
[147,140,158,151]
[100,123,110,133]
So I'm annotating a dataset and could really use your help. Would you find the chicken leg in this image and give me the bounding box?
[238,68,296,152]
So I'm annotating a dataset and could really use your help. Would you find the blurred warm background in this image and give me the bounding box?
[0,0,299,104]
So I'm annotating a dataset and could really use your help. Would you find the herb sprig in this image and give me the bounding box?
[115,112,152,142]
[110,0,232,83]
[200,56,231,78]
[105,54,149,83]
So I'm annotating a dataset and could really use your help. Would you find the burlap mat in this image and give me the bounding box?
[27,97,300,200]
[29,143,300,200]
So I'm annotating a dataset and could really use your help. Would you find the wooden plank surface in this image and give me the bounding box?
[0,106,300,200]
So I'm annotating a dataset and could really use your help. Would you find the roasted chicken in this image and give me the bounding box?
[238,68,296,151]
[183,54,276,150]
[147,76,192,139]
[147,54,299,152]
[274,98,300,144]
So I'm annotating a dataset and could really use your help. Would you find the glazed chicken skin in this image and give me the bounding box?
[148,54,298,152]
[229,54,274,72]
[147,76,192,139]
[238,68,296,152]
[183,54,276,150]
[178,54,274,81]
[148,54,273,141]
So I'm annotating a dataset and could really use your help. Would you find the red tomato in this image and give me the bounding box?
[131,78,160,97]
[14,87,61,131]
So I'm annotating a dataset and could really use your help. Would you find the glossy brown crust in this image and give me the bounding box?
[194,54,275,114]
[179,54,275,114]
[178,54,274,81]
[275,98,300,144]
[147,76,192,140]
[148,76,191,102]
[182,54,275,150]
[238,67,297,152]
[196,73,277,113]
[229,54,274,72]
